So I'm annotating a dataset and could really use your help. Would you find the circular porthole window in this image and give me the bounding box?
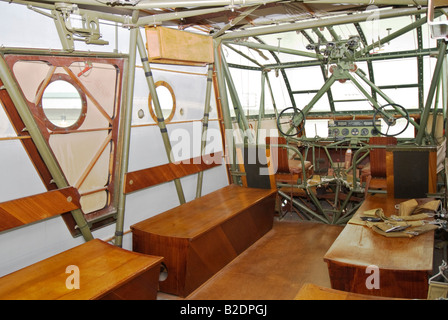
[38,74,87,131]
[148,81,176,123]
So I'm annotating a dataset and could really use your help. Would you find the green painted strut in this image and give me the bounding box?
[114,12,139,247]
[416,40,447,145]
[136,30,186,205]
[196,64,214,198]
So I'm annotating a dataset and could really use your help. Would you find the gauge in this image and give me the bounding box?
[341,128,349,136]
[361,128,369,136]
[371,128,379,136]
[351,128,359,136]
[333,128,339,136]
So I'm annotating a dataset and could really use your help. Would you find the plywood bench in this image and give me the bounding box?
[0,239,163,300]
[131,184,277,297]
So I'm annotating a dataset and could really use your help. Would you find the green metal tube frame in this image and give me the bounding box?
[114,14,139,247]
[277,189,329,224]
[354,69,420,130]
[256,71,266,144]
[416,40,448,145]
[196,64,214,198]
[136,29,186,204]
[274,141,384,225]
[221,52,255,143]
[301,74,337,115]
[213,39,241,185]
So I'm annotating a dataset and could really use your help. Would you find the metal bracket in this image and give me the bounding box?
[51,3,109,52]
[428,0,448,40]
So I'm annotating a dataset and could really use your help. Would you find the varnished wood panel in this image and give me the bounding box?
[0,239,163,300]
[124,152,222,194]
[325,260,429,299]
[132,185,276,239]
[131,185,276,297]
[132,232,188,296]
[295,283,403,300]
[369,137,397,177]
[428,150,437,194]
[100,265,161,300]
[184,226,239,295]
[187,222,343,300]
[324,194,434,299]
[0,187,80,232]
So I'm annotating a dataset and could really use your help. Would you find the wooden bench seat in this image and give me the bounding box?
[131,184,277,297]
[0,239,163,300]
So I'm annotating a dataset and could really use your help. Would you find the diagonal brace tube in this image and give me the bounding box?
[354,69,419,130]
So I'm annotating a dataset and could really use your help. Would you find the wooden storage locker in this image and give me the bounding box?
[145,26,214,65]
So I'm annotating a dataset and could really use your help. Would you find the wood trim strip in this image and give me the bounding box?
[124,152,223,194]
[0,187,81,232]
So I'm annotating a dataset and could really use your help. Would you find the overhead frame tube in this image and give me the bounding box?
[358,12,441,57]
[223,43,264,68]
[213,5,260,38]
[303,0,426,5]
[0,54,94,241]
[219,8,425,40]
[6,0,281,10]
[136,30,186,204]
[223,40,322,59]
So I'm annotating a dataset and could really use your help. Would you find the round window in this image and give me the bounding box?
[148,81,176,123]
[38,74,87,131]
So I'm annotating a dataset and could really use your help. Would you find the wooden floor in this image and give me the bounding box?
[157,219,343,300]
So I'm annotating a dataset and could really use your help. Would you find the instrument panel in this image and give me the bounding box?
[328,120,381,139]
